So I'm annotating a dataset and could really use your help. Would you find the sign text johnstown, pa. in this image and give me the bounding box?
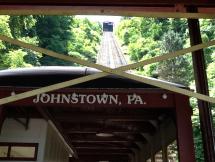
[33,92,146,106]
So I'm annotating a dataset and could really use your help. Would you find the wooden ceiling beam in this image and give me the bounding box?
[77,154,130,162]
[69,134,145,143]
[72,141,139,148]
[0,0,214,6]
[64,123,156,134]
[76,148,132,155]
[0,5,214,17]
[72,140,130,143]
[72,140,133,144]
[54,113,161,122]
[68,132,148,136]
[70,132,145,139]
[75,146,131,150]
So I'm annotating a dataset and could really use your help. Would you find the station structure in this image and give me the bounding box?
[0,1,214,162]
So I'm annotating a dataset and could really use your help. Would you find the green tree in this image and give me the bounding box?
[2,49,32,68]
[68,18,102,63]
[9,15,36,38]
[116,18,141,46]
[157,30,192,86]
[35,16,74,66]
[8,15,40,66]
[0,15,12,69]
[200,19,215,65]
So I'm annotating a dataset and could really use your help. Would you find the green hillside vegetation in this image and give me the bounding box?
[0,15,102,68]
[116,17,215,162]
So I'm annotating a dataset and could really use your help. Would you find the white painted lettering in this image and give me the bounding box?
[50,94,61,103]
[79,94,87,103]
[41,93,51,103]
[61,94,71,104]
[97,93,108,104]
[33,94,40,103]
[86,95,96,104]
[127,94,144,104]
[71,93,78,103]
[134,96,143,104]
[109,95,119,104]
[127,94,135,104]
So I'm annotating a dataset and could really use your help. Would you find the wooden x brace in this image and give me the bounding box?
[0,35,214,105]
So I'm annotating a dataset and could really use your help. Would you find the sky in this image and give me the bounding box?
[76,15,122,26]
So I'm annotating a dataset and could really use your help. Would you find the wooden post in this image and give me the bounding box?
[162,146,168,162]
[0,106,5,133]
[175,94,195,162]
[187,7,215,161]
[161,124,168,162]
[133,148,144,162]
[151,145,155,162]
[150,154,155,162]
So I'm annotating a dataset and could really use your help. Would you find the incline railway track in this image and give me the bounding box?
[97,32,127,68]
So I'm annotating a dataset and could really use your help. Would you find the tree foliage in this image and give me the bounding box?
[158,30,192,86]
[35,16,74,66]
[2,49,32,68]
[0,15,102,68]
[69,18,102,63]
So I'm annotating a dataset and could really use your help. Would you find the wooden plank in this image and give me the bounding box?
[55,113,161,122]
[76,154,129,162]
[75,146,130,150]
[65,123,155,134]
[0,0,213,5]
[0,35,214,104]
[76,148,132,154]
[0,6,214,18]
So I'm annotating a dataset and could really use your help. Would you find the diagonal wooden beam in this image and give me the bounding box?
[0,35,214,104]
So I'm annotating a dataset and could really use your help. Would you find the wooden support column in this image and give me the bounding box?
[133,149,140,162]
[69,157,81,162]
[162,146,168,162]
[150,154,155,162]
[129,154,135,162]
[0,107,5,133]
[188,8,215,162]
[161,125,168,162]
[150,143,155,162]
[175,94,195,162]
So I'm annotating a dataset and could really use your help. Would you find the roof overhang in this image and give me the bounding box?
[0,0,215,6]
[0,0,215,17]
